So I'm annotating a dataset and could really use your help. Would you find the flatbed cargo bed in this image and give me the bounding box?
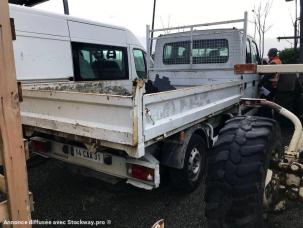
[21,79,242,158]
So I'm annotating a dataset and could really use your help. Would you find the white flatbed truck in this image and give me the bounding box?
[11,4,260,191]
[10,4,303,228]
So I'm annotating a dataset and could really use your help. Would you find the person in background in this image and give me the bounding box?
[259,48,282,100]
[259,48,282,117]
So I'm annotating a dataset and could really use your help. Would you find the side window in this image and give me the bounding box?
[246,40,252,63]
[193,39,229,64]
[72,42,129,81]
[133,49,147,78]
[251,41,260,64]
[163,41,190,64]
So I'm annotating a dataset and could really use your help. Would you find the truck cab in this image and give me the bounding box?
[149,26,261,99]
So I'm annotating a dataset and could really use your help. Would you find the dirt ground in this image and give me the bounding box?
[27,124,303,228]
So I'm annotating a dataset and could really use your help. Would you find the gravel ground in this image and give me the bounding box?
[28,124,303,228]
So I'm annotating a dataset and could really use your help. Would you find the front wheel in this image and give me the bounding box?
[169,134,207,192]
[205,116,282,228]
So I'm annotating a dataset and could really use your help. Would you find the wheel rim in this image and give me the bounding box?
[187,147,201,181]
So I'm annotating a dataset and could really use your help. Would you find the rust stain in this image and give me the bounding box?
[132,111,138,146]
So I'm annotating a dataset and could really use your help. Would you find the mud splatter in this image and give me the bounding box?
[27,81,132,96]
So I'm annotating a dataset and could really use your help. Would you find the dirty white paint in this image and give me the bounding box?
[21,80,242,158]
[37,138,159,189]
[143,81,242,141]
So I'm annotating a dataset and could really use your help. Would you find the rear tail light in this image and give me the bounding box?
[31,137,51,154]
[127,164,154,182]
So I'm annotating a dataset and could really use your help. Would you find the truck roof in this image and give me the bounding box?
[9,3,143,48]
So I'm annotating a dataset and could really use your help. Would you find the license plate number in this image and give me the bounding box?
[73,147,103,163]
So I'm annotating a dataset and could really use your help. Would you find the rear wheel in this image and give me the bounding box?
[169,134,206,192]
[205,116,282,228]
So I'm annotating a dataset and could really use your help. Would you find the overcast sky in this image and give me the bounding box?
[34,0,297,53]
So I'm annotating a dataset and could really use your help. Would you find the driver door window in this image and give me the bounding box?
[251,42,260,64]
[133,49,147,78]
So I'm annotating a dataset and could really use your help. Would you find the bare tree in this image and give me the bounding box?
[252,0,273,59]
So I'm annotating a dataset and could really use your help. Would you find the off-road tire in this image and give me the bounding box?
[205,116,281,228]
[169,134,206,192]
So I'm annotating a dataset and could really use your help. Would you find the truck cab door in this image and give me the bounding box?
[243,39,259,98]
[251,40,261,64]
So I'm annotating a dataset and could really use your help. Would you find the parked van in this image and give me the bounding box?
[10,4,146,86]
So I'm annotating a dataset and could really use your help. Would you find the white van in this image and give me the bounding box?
[10,4,146,85]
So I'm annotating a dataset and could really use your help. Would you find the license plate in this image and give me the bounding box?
[72,147,103,163]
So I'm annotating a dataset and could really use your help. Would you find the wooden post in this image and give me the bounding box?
[0,0,31,226]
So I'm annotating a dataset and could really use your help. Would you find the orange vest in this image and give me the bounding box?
[270,56,282,65]
[269,56,282,88]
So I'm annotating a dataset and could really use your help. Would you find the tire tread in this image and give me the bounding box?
[205,116,280,228]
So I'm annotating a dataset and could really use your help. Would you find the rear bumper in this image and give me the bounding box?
[30,137,160,190]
